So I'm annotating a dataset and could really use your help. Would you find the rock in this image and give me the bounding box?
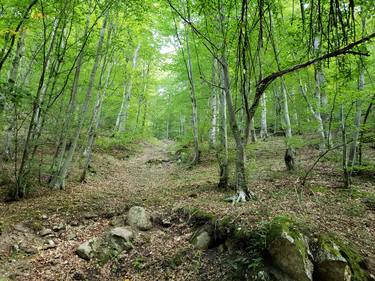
[313,236,352,281]
[127,206,152,231]
[22,247,37,255]
[11,244,19,252]
[67,233,77,240]
[193,231,211,250]
[76,238,100,260]
[14,223,29,233]
[110,227,134,243]
[109,216,124,226]
[72,271,85,280]
[255,270,273,281]
[40,228,53,237]
[267,216,313,281]
[41,214,48,220]
[43,239,56,250]
[53,223,65,232]
[152,214,172,228]
[70,220,79,226]
[83,212,98,220]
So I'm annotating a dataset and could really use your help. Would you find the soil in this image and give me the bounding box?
[0,138,374,280]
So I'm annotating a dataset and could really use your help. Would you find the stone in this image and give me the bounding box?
[109,216,124,227]
[53,223,65,232]
[313,236,352,281]
[43,239,56,250]
[110,227,134,243]
[14,223,29,233]
[76,238,100,260]
[40,228,53,237]
[83,212,98,220]
[41,214,48,220]
[72,271,85,280]
[127,206,152,231]
[193,231,211,250]
[67,233,77,240]
[70,220,79,227]
[267,216,313,281]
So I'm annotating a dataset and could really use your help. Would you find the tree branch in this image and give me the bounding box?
[248,32,375,122]
[0,0,38,72]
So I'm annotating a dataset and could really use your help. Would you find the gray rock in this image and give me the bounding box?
[70,220,79,226]
[110,227,134,243]
[76,238,100,260]
[109,216,124,227]
[127,206,152,231]
[14,223,29,233]
[314,238,352,281]
[194,231,211,250]
[267,218,313,281]
[40,228,53,237]
[53,223,65,232]
[67,233,77,240]
[43,239,56,250]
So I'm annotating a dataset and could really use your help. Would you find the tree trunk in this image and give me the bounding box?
[259,93,268,139]
[340,105,350,188]
[209,58,218,148]
[3,30,25,161]
[51,11,108,189]
[115,43,141,133]
[183,3,200,165]
[349,16,366,169]
[49,10,91,187]
[221,56,253,201]
[299,79,326,149]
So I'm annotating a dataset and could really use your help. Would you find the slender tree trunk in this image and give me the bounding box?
[49,10,91,187]
[221,56,253,201]
[216,63,229,189]
[349,16,366,168]
[281,80,295,171]
[81,57,114,182]
[183,4,200,165]
[209,58,218,148]
[115,44,141,133]
[340,105,350,188]
[51,11,108,189]
[299,79,326,148]
[3,31,25,161]
[259,93,268,139]
[16,17,60,197]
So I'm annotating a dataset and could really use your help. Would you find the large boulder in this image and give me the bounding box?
[267,216,313,281]
[313,236,352,281]
[127,206,152,231]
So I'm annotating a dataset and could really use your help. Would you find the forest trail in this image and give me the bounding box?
[0,139,374,280]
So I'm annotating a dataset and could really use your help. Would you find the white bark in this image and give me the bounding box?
[260,93,268,139]
[51,12,108,189]
[281,80,292,139]
[116,43,141,133]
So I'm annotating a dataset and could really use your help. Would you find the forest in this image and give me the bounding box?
[0,0,374,280]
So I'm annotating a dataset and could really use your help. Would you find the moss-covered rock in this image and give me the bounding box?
[312,234,367,281]
[313,235,352,281]
[267,216,313,281]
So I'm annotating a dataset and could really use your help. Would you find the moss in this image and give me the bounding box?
[177,206,217,226]
[267,215,308,259]
[317,234,367,281]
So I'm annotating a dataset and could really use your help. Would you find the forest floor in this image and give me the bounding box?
[0,137,374,280]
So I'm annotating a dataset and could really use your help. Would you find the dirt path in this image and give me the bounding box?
[0,139,374,280]
[0,140,212,281]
